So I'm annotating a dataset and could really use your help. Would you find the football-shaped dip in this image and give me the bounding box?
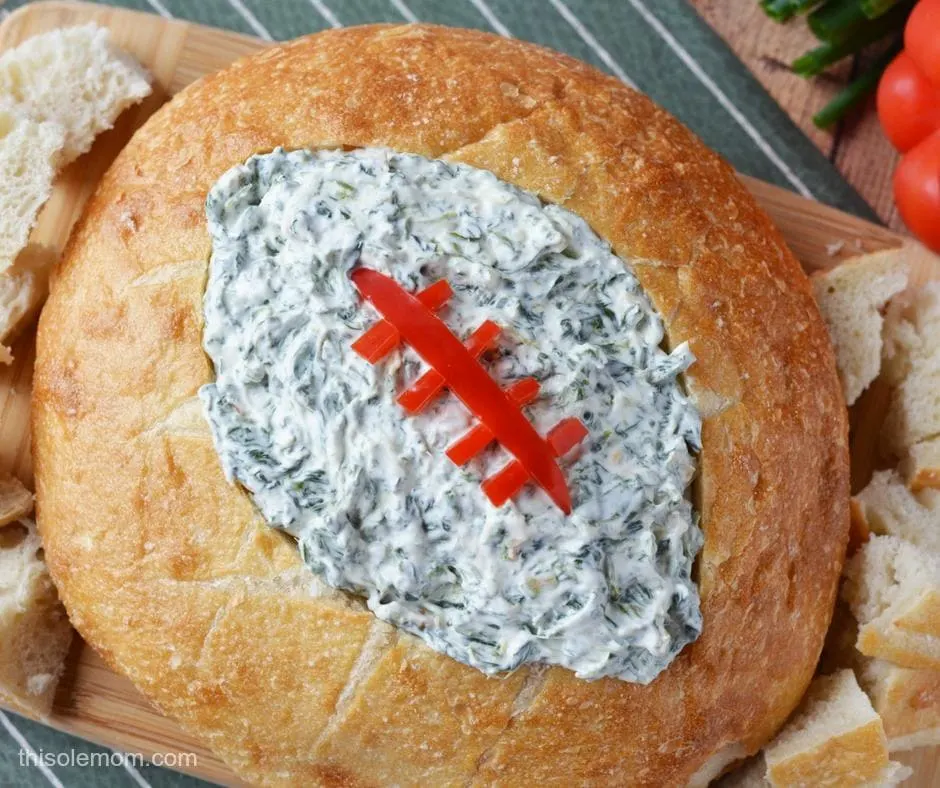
[200,148,700,683]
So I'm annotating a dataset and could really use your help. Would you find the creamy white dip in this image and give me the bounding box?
[201,148,702,683]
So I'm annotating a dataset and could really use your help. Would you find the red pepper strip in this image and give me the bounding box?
[482,417,588,508]
[446,378,541,465]
[398,321,501,413]
[352,279,453,362]
[350,267,575,513]
[546,417,590,457]
[481,460,530,508]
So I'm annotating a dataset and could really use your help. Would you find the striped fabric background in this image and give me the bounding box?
[0,0,881,785]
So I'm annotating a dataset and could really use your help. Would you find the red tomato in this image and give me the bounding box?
[906,0,940,87]
[877,52,940,152]
[894,129,940,252]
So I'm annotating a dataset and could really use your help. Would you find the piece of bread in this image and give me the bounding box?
[820,598,940,754]
[763,670,906,787]
[900,435,940,493]
[811,249,909,406]
[881,283,940,464]
[869,761,914,786]
[711,757,912,788]
[843,536,940,670]
[0,473,32,529]
[0,518,73,718]
[850,469,940,554]
[0,108,62,273]
[0,23,152,359]
[858,658,940,753]
[0,24,151,169]
[0,245,55,363]
[33,25,849,785]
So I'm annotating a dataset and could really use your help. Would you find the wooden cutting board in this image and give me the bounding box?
[0,2,936,785]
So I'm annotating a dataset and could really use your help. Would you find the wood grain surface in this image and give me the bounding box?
[0,2,935,785]
[690,0,904,231]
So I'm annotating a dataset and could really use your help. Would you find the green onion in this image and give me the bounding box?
[793,3,909,75]
[759,0,823,22]
[759,0,915,134]
[860,0,901,18]
[812,38,901,128]
[809,0,912,41]
[808,0,867,41]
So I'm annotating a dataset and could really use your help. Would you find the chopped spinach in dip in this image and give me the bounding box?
[200,148,703,683]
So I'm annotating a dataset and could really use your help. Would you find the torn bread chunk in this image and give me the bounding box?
[764,670,908,787]
[0,518,73,718]
[821,600,940,754]
[0,473,32,529]
[900,435,940,493]
[0,24,151,168]
[850,469,940,554]
[811,248,909,406]
[881,282,940,470]
[0,245,54,362]
[0,109,62,273]
[843,536,940,670]
[858,658,940,753]
[0,23,152,358]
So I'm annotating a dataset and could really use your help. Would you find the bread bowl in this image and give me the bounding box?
[31,23,850,786]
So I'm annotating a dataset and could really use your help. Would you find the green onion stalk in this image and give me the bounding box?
[759,0,824,22]
[794,3,909,76]
[758,0,916,129]
[813,38,902,128]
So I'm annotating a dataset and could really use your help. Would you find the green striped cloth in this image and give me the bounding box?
[0,1,879,786]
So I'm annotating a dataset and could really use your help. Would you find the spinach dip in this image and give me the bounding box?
[200,148,703,683]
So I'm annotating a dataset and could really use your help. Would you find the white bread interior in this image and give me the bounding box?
[843,536,940,670]
[811,248,909,406]
[851,469,940,554]
[858,658,940,754]
[900,436,940,493]
[0,23,151,168]
[763,669,906,787]
[0,108,61,274]
[0,245,55,362]
[0,517,73,718]
[0,23,152,361]
[881,283,940,478]
[821,600,940,755]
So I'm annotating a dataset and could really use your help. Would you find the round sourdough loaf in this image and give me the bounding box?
[33,25,849,787]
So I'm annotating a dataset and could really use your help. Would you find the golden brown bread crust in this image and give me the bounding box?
[32,25,850,786]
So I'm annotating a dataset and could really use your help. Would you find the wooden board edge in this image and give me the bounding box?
[737,173,905,268]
